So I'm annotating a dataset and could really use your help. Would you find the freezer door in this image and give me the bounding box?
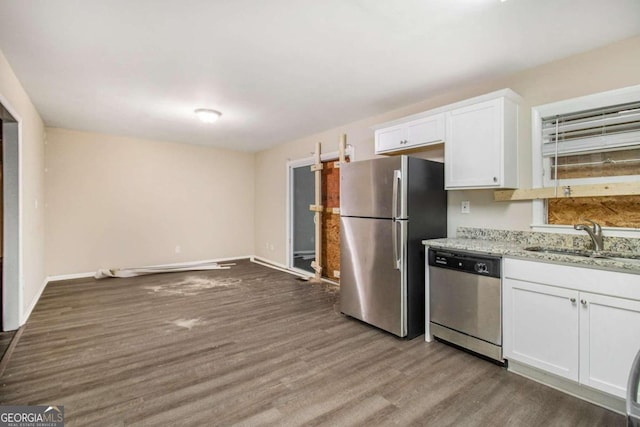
[340,156,404,219]
[340,216,406,337]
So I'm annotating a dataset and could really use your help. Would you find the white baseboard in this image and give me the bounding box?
[250,256,312,279]
[47,271,95,282]
[249,256,340,286]
[21,277,48,325]
[508,360,625,415]
[47,255,253,283]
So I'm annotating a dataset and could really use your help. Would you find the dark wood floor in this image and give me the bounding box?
[0,260,624,426]
[0,330,16,360]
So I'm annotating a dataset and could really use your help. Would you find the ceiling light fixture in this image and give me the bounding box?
[195,108,222,123]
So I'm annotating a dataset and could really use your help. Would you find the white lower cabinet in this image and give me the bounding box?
[579,292,640,398]
[503,258,640,400]
[503,279,579,381]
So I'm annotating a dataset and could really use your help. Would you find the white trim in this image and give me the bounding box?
[47,255,253,283]
[285,145,354,272]
[0,93,23,331]
[289,266,315,278]
[20,277,47,325]
[250,256,340,286]
[533,85,640,119]
[250,255,310,279]
[47,272,95,282]
[508,360,625,415]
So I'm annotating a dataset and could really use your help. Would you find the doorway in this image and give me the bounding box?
[287,148,351,281]
[291,164,315,274]
[0,118,3,330]
[0,99,20,332]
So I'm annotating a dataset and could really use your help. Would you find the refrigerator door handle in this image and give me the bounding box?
[392,219,401,270]
[392,169,402,220]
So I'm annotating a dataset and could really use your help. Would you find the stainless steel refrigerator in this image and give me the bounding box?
[340,156,447,339]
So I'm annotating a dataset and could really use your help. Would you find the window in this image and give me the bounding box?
[541,100,640,187]
[531,85,640,233]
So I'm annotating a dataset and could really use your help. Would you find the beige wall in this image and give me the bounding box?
[254,35,640,265]
[45,128,255,276]
[0,49,46,328]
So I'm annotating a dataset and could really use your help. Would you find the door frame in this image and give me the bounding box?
[285,146,354,277]
[0,93,23,331]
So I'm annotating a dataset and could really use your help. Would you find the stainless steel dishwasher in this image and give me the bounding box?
[428,248,503,362]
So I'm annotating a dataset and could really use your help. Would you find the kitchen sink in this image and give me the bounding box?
[524,246,640,264]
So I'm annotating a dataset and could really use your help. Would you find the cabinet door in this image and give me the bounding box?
[445,99,503,188]
[375,125,405,153]
[579,292,640,398]
[404,114,445,149]
[503,278,579,381]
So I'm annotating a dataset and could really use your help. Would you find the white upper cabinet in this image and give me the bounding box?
[445,95,519,189]
[375,113,445,154]
[373,89,521,189]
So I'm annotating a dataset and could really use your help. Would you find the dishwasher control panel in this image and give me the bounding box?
[428,249,501,278]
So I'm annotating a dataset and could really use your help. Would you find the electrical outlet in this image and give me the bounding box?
[461,201,470,214]
[175,245,181,254]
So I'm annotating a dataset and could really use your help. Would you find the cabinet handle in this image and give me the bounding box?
[581,299,587,306]
[493,177,498,183]
[570,298,576,303]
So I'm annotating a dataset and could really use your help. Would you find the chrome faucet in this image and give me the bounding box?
[574,219,603,253]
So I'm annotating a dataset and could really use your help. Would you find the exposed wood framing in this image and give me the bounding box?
[494,182,640,201]
[321,212,340,282]
[334,134,347,168]
[310,142,323,281]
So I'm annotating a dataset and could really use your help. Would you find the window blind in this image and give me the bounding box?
[541,100,640,157]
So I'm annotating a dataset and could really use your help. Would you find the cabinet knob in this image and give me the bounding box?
[581,299,587,306]
[570,298,576,303]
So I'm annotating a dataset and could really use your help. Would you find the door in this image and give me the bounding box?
[340,216,404,336]
[291,164,315,273]
[503,278,579,381]
[375,125,405,153]
[405,114,445,149]
[340,156,403,219]
[445,98,502,188]
[579,292,640,398]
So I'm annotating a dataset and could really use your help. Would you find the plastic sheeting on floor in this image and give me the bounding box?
[94,260,234,279]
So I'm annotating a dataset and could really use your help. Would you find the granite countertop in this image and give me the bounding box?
[422,228,640,275]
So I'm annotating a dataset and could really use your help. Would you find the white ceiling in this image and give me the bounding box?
[0,0,639,152]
